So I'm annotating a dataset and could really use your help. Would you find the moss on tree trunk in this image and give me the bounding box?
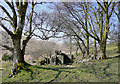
[12,38,25,66]
[99,42,107,59]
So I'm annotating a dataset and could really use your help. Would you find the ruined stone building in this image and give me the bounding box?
[50,50,74,65]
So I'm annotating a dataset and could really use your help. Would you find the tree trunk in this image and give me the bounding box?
[75,47,79,56]
[85,2,89,56]
[70,35,72,55]
[76,39,85,58]
[100,2,108,59]
[12,39,25,66]
[8,38,26,78]
[99,41,107,59]
[86,35,89,56]
[94,39,97,59]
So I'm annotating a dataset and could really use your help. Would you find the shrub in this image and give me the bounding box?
[38,60,46,65]
[72,58,77,62]
[2,53,13,61]
[51,57,56,63]
[32,60,36,63]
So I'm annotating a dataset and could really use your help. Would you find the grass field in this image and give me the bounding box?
[1,42,119,82]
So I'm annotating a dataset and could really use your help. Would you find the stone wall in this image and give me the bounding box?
[37,50,74,65]
[50,50,74,65]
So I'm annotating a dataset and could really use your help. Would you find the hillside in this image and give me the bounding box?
[0,42,119,82]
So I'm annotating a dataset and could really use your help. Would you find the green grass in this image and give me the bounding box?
[1,42,119,82]
[2,57,119,82]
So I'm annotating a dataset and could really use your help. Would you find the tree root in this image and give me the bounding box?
[8,62,31,78]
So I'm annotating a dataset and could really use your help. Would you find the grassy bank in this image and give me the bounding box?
[1,57,119,82]
[1,42,119,82]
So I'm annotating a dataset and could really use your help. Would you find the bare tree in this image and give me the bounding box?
[89,1,116,59]
[52,3,89,57]
[0,0,49,77]
[32,11,63,40]
[56,2,116,59]
[0,0,30,66]
[0,1,62,72]
[114,1,120,53]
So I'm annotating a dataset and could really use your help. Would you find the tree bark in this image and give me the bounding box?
[99,41,107,59]
[94,39,97,59]
[75,38,85,58]
[75,47,79,56]
[70,35,72,55]
[85,2,89,56]
[8,38,26,78]
[12,38,25,66]
[100,2,108,59]
[86,35,89,56]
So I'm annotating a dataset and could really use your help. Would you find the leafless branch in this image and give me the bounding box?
[0,43,13,51]
[0,22,14,36]
[0,5,13,21]
[96,1,105,12]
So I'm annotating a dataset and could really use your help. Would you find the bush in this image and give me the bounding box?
[2,53,13,61]
[32,60,36,63]
[72,58,76,62]
[38,60,46,65]
[51,57,56,63]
